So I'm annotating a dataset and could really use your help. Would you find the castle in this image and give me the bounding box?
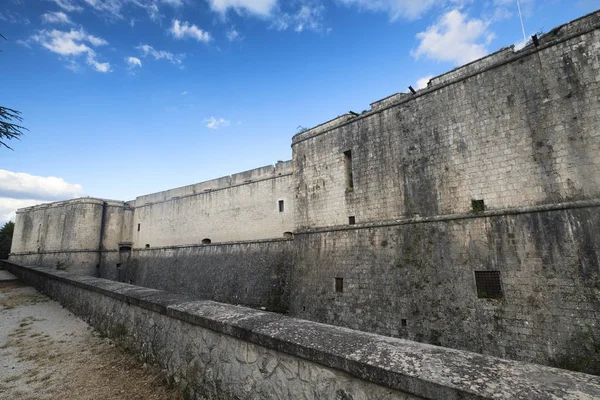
[10,10,600,374]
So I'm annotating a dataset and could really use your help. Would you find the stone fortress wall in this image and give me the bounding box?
[289,10,600,369]
[133,160,294,246]
[9,10,600,374]
[10,162,295,310]
[9,198,133,275]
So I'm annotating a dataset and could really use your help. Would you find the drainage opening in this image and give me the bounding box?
[475,271,503,299]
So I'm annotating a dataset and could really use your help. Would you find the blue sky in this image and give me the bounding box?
[0,0,597,223]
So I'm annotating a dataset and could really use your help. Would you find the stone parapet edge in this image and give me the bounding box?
[290,10,600,147]
[10,249,119,256]
[135,172,294,208]
[15,198,132,213]
[2,260,599,400]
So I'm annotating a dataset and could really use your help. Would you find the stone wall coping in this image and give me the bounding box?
[290,10,600,147]
[296,198,600,235]
[134,162,293,206]
[291,114,357,143]
[9,249,119,256]
[15,198,132,214]
[3,260,600,400]
[133,171,293,208]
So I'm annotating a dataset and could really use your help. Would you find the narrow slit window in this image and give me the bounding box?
[279,200,284,212]
[335,277,344,293]
[344,150,354,191]
[475,271,503,299]
[137,223,141,232]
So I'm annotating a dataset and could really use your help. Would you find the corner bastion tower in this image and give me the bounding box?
[9,10,600,374]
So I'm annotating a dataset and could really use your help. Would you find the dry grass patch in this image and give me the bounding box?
[0,287,48,310]
[1,287,183,400]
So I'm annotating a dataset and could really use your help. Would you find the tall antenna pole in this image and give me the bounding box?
[517,0,527,43]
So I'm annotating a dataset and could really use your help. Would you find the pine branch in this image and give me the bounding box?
[0,106,28,150]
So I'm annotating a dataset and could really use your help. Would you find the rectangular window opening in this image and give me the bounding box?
[137,223,141,232]
[348,216,356,225]
[475,271,503,299]
[344,150,354,191]
[335,277,344,293]
[401,319,407,327]
[278,200,284,212]
[472,199,485,213]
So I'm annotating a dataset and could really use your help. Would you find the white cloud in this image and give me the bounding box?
[338,0,442,21]
[126,56,142,68]
[0,198,49,225]
[169,20,212,42]
[411,10,495,65]
[29,28,111,72]
[162,0,184,6]
[204,117,231,129]
[0,170,84,201]
[207,0,277,16]
[273,3,325,32]
[416,75,433,89]
[41,11,73,24]
[0,10,31,24]
[137,44,186,65]
[227,28,240,41]
[141,2,162,21]
[181,90,188,95]
[82,0,124,18]
[48,0,84,12]
[489,0,535,23]
[79,0,163,21]
[88,59,111,72]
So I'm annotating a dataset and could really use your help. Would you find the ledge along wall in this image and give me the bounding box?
[289,11,600,373]
[4,260,600,400]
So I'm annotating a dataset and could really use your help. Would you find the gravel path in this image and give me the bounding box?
[0,284,182,400]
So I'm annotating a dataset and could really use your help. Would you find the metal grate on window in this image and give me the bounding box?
[472,199,485,213]
[474,271,503,299]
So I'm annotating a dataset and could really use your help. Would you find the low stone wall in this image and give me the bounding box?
[9,249,114,276]
[107,239,292,312]
[3,260,600,400]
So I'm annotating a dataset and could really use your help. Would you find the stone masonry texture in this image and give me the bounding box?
[4,260,600,400]
[7,11,600,375]
[125,240,293,312]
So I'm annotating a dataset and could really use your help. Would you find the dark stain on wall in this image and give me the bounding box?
[123,240,293,312]
[289,208,600,374]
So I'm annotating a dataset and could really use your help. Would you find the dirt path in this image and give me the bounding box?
[0,284,182,400]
